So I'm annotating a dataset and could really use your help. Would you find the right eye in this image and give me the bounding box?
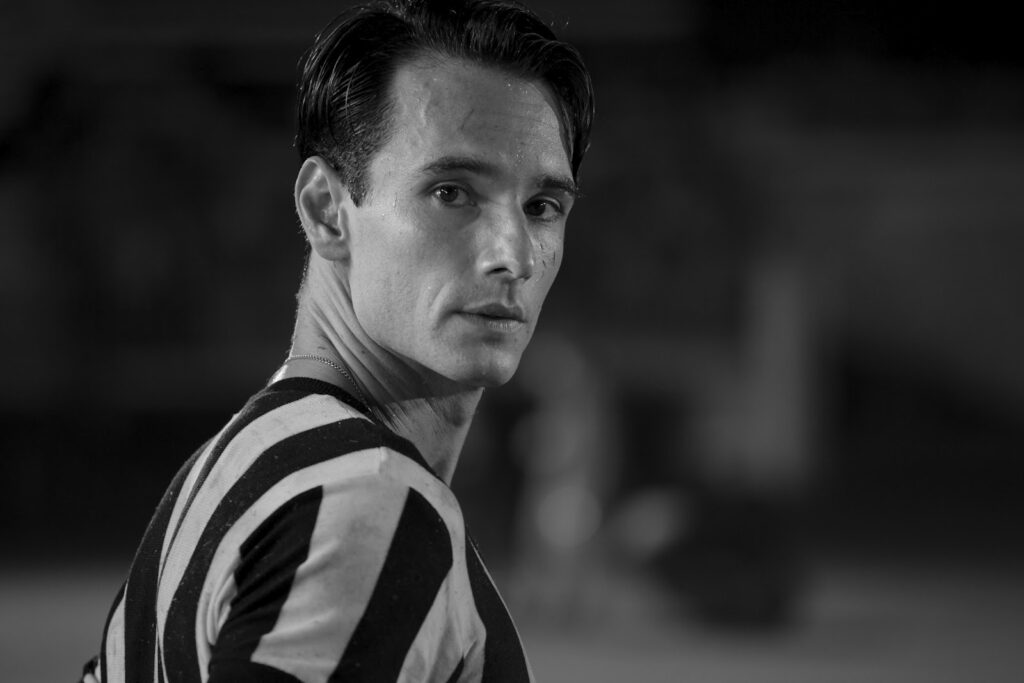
[431,184,473,207]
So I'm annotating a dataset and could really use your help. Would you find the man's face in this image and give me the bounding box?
[345,55,576,389]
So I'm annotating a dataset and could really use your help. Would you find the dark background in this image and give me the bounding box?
[2,0,1023,680]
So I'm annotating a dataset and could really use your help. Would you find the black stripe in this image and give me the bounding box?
[208,660,303,682]
[162,417,391,682]
[81,655,99,682]
[465,535,530,683]
[267,376,371,416]
[121,444,203,683]
[210,487,323,669]
[267,377,442,481]
[330,488,453,682]
[445,657,466,683]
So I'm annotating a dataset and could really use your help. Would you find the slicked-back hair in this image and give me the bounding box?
[295,0,594,205]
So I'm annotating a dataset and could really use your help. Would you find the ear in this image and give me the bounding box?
[295,156,353,261]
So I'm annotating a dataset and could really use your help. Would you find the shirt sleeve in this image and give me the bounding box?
[207,473,459,682]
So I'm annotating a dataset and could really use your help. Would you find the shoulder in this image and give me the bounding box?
[229,443,460,619]
[300,445,463,565]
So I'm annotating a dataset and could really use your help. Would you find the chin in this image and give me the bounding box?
[448,352,522,389]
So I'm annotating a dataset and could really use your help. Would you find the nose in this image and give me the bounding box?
[477,206,535,281]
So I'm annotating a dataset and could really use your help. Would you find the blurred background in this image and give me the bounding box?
[2,0,1023,680]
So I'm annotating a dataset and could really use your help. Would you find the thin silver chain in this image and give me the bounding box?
[285,354,372,409]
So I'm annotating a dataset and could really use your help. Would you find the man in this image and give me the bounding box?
[81,0,593,681]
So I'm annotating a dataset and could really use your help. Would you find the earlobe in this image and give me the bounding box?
[295,156,351,261]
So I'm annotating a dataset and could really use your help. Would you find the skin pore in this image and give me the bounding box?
[274,54,576,482]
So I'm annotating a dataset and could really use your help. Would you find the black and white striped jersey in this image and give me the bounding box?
[83,376,533,683]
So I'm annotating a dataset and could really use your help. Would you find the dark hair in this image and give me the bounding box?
[295,0,594,205]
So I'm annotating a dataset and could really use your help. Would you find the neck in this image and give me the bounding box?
[274,353,483,484]
[382,392,482,483]
[273,256,483,483]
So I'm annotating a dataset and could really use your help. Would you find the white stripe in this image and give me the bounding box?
[396,578,461,683]
[102,593,126,683]
[197,572,235,679]
[456,594,487,683]
[154,395,364,656]
[159,431,225,571]
[249,449,406,682]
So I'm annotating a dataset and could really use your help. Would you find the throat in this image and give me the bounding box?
[384,391,482,484]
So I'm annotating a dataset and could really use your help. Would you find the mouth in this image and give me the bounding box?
[463,302,527,322]
[460,302,528,332]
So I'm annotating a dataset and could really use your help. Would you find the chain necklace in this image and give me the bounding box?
[285,354,372,410]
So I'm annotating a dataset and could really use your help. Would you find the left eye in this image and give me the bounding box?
[432,185,471,206]
[524,198,562,220]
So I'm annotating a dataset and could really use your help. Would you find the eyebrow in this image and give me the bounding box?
[537,173,580,200]
[418,155,579,198]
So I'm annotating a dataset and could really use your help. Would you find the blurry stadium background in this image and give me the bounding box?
[2,0,1023,680]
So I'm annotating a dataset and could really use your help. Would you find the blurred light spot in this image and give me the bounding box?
[535,482,602,549]
[609,489,691,562]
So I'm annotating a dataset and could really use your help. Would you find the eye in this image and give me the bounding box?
[431,184,473,207]
[524,197,564,221]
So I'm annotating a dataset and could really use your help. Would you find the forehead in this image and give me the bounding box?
[374,55,571,180]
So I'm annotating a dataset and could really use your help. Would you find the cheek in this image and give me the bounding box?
[357,252,443,333]
[351,246,410,332]
[536,232,564,282]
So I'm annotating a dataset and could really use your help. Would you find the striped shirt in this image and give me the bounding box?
[83,377,533,683]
